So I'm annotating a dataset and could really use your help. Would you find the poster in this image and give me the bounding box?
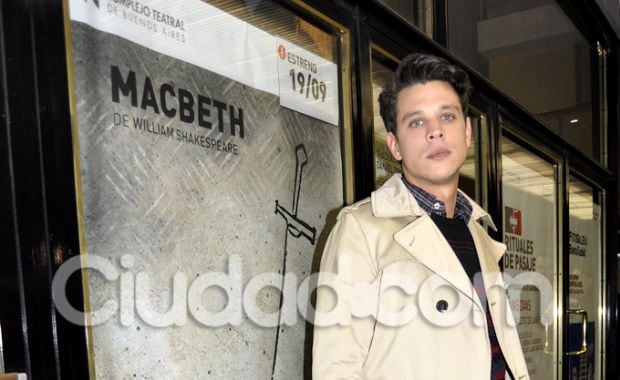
[67,0,343,378]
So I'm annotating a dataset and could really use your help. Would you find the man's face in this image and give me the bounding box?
[386,80,471,192]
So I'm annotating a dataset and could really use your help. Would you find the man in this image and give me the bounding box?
[312,53,529,379]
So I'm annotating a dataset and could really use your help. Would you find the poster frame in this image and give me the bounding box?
[60,0,354,377]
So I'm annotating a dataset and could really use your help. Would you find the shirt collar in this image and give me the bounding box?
[401,176,473,223]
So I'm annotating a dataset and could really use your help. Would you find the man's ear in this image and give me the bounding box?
[465,116,472,149]
[386,132,402,161]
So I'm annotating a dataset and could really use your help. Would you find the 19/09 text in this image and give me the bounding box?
[289,69,327,102]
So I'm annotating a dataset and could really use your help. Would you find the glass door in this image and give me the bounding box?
[501,132,608,380]
[371,48,399,188]
[501,134,559,379]
[567,175,604,379]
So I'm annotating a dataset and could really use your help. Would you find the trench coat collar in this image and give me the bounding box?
[372,174,505,310]
[371,173,498,231]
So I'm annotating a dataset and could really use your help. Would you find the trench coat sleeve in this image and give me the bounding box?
[312,208,379,380]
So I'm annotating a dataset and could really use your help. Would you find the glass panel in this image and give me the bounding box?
[377,0,433,37]
[501,135,558,379]
[371,53,399,188]
[568,176,602,379]
[207,0,336,60]
[67,0,344,378]
[459,108,485,202]
[0,322,4,372]
[447,0,600,162]
[371,51,483,202]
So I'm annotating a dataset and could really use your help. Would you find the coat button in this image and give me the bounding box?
[436,300,449,312]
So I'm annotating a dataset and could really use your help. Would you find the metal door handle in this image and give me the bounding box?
[566,308,588,356]
[543,315,552,354]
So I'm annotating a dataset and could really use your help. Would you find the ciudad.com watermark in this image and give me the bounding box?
[52,253,553,329]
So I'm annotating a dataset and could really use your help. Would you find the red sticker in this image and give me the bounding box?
[277,44,286,60]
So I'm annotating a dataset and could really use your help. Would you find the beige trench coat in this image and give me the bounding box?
[313,174,530,380]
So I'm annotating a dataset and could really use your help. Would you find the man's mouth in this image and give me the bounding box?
[426,148,451,160]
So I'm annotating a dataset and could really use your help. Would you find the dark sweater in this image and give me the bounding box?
[431,213,508,380]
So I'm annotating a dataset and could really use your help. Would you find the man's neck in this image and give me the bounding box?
[404,176,459,218]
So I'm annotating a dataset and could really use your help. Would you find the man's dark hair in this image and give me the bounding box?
[378,53,472,134]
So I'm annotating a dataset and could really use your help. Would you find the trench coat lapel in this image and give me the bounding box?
[373,174,502,310]
[393,214,483,309]
[470,224,506,292]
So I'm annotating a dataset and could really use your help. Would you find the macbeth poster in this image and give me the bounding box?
[67,0,344,378]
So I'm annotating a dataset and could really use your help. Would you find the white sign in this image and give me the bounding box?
[69,0,278,94]
[276,40,339,125]
[69,0,340,124]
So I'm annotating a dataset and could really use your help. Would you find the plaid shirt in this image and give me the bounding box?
[401,176,473,222]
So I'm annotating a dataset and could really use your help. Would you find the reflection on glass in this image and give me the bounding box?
[447,0,599,161]
[459,110,483,202]
[568,176,602,379]
[371,51,480,200]
[377,0,433,37]
[501,135,557,379]
[207,0,337,61]
[371,54,399,188]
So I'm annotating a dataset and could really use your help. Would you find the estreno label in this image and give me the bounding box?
[276,39,339,126]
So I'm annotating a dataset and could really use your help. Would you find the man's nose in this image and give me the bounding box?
[426,121,444,140]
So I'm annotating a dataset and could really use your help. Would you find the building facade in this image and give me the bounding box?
[0,0,618,378]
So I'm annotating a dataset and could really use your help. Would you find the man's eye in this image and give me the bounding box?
[409,119,424,127]
[441,114,456,122]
